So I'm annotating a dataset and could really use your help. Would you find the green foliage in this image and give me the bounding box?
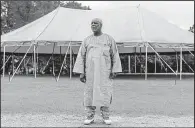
[119,53,194,73]
[2,53,194,75]
[60,1,91,10]
[1,1,91,34]
[189,24,194,33]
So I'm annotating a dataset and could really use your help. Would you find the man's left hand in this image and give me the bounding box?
[109,72,117,79]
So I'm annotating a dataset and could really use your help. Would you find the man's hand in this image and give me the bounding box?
[80,73,86,83]
[109,72,117,79]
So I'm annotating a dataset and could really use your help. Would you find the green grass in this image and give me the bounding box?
[1,75,194,117]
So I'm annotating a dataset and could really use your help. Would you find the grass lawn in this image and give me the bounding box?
[1,75,194,127]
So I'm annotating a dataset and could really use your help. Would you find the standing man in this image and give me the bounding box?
[73,18,122,125]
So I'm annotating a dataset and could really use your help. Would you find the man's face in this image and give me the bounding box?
[91,20,102,33]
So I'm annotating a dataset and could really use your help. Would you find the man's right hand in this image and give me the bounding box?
[80,73,86,83]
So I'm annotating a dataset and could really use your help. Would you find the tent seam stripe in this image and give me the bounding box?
[34,7,60,41]
[136,5,143,43]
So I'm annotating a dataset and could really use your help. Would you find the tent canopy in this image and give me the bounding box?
[1,6,194,48]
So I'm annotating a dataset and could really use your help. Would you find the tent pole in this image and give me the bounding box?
[139,47,141,73]
[60,46,62,64]
[3,46,6,77]
[1,46,23,71]
[72,49,75,67]
[188,49,194,57]
[160,56,162,72]
[32,53,33,75]
[134,47,136,73]
[53,58,55,75]
[176,51,178,74]
[180,47,182,80]
[70,43,72,79]
[34,44,36,78]
[12,54,14,74]
[25,56,31,75]
[1,55,11,70]
[24,56,25,68]
[145,44,148,80]
[23,55,25,75]
[25,56,31,66]
[182,56,194,72]
[128,55,131,73]
[155,54,156,73]
[57,43,71,81]
[41,56,52,73]
[52,43,56,77]
[183,47,194,57]
[148,43,176,74]
[10,44,33,82]
[157,54,166,72]
[37,44,39,75]
[135,55,136,73]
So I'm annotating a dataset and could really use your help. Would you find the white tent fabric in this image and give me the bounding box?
[1,6,194,48]
[1,45,194,54]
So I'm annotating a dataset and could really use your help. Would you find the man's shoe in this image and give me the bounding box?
[103,119,112,125]
[84,119,94,125]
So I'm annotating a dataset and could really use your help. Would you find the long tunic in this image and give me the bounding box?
[73,33,122,107]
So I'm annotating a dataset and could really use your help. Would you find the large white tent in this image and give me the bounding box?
[1,6,194,81]
[1,6,194,51]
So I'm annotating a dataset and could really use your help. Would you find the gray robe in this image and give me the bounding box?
[73,33,122,107]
